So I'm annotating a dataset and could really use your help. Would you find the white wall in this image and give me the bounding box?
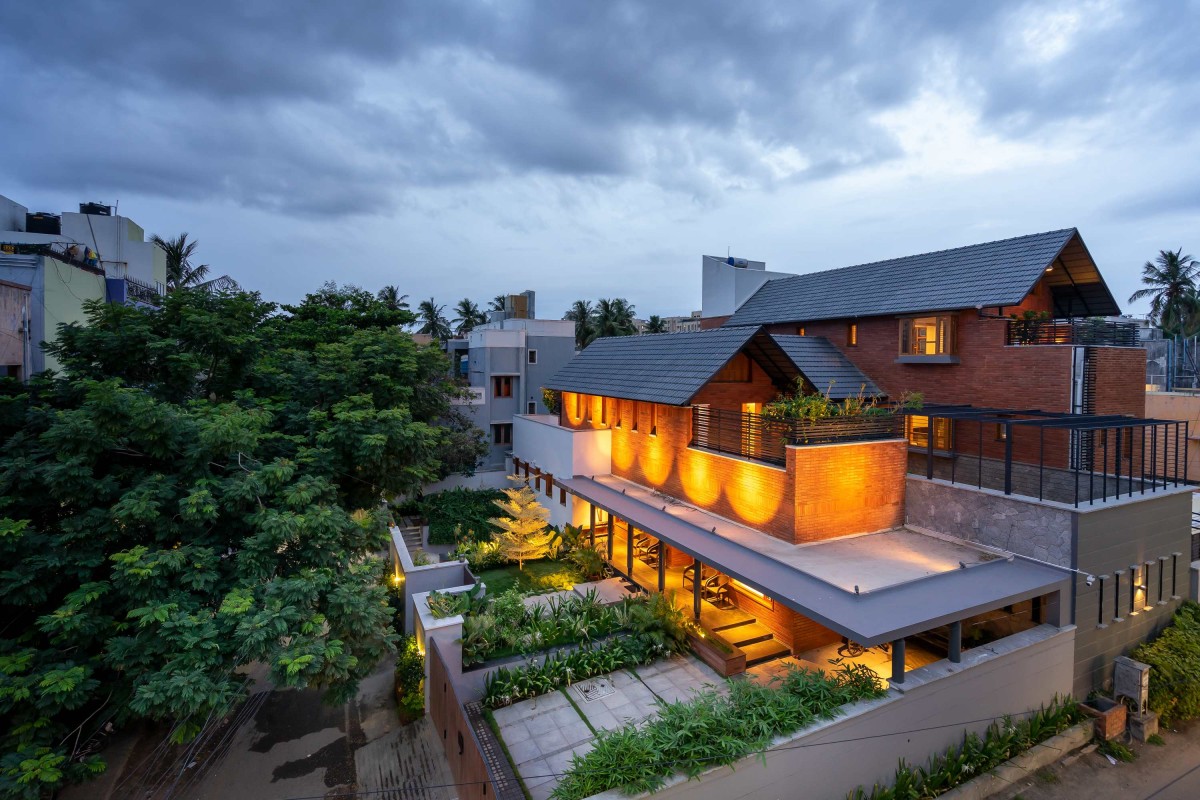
[513,414,612,528]
[0,195,27,231]
[700,255,794,319]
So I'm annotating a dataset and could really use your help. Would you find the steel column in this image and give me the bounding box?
[692,557,702,620]
[627,522,634,578]
[589,503,596,548]
[891,639,906,684]
[948,622,962,663]
[657,541,666,592]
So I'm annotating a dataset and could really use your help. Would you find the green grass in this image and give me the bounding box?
[475,559,584,596]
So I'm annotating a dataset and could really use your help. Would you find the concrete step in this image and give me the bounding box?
[723,621,776,648]
[709,616,757,633]
[740,638,791,667]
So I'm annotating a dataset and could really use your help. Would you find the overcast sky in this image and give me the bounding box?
[1,1,1197,319]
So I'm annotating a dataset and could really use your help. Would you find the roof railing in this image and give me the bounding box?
[1006,318,1139,347]
[691,406,903,466]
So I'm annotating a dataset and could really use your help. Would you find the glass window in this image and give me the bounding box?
[492,423,512,445]
[528,350,537,364]
[527,401,536,414]
[847,322,858,347]
[907,415,952,450]
[492,376,513,397]
[900,315,957,356]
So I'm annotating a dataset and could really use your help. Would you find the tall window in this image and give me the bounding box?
[907,416,952,450]
[847,322,858,347]
[492,376,513,397]
[797,326,806,336]
[632,400,640,432]
[650,404,658,436]
[527,401,537,414]
[528,350,538,364]
[574,392,582,419]
[492,423,512,445]
[899,316,957,356]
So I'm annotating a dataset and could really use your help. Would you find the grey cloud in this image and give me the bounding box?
[0,0,1196,218]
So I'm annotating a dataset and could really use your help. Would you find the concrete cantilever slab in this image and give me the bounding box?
[560,474,1070,646]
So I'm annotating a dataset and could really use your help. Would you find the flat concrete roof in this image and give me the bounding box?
[561,474,1070,646]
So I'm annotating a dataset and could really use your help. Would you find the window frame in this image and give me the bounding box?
[492,423,513,445]
[898,314,958,359]
[528,349,537,364]
[847,322,858,347]
[906,415,952,452]
[527,401,537,415]
[492,375,514,398]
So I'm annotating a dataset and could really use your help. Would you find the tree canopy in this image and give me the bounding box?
[1130,248,1200,335]
[0,284,485,797]
[562,297,638,348]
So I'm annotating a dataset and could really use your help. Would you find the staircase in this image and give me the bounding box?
[710,617,790,667]
[398,524,424,554]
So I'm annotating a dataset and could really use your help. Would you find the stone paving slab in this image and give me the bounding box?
[572,578,633,604]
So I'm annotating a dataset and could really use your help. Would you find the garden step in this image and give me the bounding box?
[722,621,776,648]
[740,638,791,667]
[709,617,757,633]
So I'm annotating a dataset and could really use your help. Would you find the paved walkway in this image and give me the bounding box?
[491,653,723,800]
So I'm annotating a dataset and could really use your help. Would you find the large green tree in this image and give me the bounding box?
[0,285,484,797]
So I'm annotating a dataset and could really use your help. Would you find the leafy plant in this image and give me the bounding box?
[394,635,424,721]
[846,697,1083,799]
[568,546,607,581]
[489,478,554,570]
[553,663,886,799]
[422,488,505,545]
[1097,737,1137,762]
[1132,601,1200,724]
[541,388,561,415]
[762,380,892,422]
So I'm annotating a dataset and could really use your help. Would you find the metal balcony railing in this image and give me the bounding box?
[691,406,903,466]
[1006,318,1139,347]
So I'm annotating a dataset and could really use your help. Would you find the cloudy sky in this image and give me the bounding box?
[1,0,1197,319]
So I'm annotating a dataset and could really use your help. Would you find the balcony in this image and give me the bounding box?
[691,406,904,466]
[1006,318,1139,347]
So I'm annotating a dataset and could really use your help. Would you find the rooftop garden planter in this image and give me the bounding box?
[688,629,746,677]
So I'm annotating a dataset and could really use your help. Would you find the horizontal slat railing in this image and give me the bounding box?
[1006,319,1139,347]
[691,406,903,466]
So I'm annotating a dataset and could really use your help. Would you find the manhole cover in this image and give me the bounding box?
[573,677,615,703]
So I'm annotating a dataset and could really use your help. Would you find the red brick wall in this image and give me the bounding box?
[790,439,908,543]
[691,360,783,410]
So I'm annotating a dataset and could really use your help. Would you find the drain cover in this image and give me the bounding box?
[572,677,615,703]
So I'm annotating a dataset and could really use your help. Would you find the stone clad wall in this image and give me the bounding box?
[904,477,1073,567]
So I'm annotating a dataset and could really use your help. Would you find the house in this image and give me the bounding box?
[0,194,167,374]
[445,291,576,474]
[513,229,1192,697]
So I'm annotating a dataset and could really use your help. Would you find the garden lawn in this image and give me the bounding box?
[475,559,583,595]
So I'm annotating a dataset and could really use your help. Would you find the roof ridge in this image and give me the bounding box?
[768,227,1077,284]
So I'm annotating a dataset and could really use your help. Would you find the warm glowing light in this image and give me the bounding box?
[640,430,674,485]
[727,461,780,524]
[680,454,721,505]
[391,575,401,585]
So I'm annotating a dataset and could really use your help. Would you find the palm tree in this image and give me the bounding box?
[563,300,595,349]
[594,297,638,340]
[1130,249,1200,334]
[489,294,508,312]
[644,315,667,334]
[377,285,410,311]
[417,297,452,341]
[453,298,487,337]
[151,232,210,291]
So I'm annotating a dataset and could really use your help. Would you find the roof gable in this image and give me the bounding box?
[726,228,1120,326]
[770,335,882,399]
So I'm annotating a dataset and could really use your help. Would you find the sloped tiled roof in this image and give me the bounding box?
[727,229,1079,326]
[544,326,765,405]
[771,335,882,398]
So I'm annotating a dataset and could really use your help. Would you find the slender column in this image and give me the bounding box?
[692,557,702,620]
[626,524,635,578]
[607,515,615,562]
[1003,423,1013,495]
[948,622,962,663]
[589,503,596,548]
[891,639,906,684]
[657,541,666,592]
[1158,556,1168,604]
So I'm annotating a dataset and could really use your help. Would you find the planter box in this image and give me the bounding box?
[1080,697,1127,741]
[689,632,746,677]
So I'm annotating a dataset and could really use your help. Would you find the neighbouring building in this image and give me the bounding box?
[446,291,576,473]
[0,194,167,374]
[513,229,1192,697]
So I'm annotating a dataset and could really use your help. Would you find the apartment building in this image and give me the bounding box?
[0,194,167,374]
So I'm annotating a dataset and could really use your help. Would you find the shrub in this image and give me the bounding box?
[453,534,508,571]
[395,635,425,721]
[483,636,664,709]
[552,663,887,799]
[846,697,1083,800]
[462,588,625,666]
[568,546,607,581]
[422,487,505,544]
[1132,601,1200,724]
[427,584,487,619]
[762,379,892,422]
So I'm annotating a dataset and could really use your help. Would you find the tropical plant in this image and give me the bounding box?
[644,315,667,334]
[593,297,638,340]
[421,488,505,545]
[552,663,888,799]
[762,380,890,422]
[845,697,1083,800]
[489,294,508,312]
[489,478,554,570]
[453,298,488,337]
[150,232,239,293]
[395,635,425,720]
[1132,601,1200,724]
[416,297,452,340]
[541,387,561,415]
[563,299,595,349]
[1129,248,1200,335]
[376,285,410,312]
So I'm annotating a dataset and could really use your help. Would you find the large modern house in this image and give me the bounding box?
[513,229,1193,697]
